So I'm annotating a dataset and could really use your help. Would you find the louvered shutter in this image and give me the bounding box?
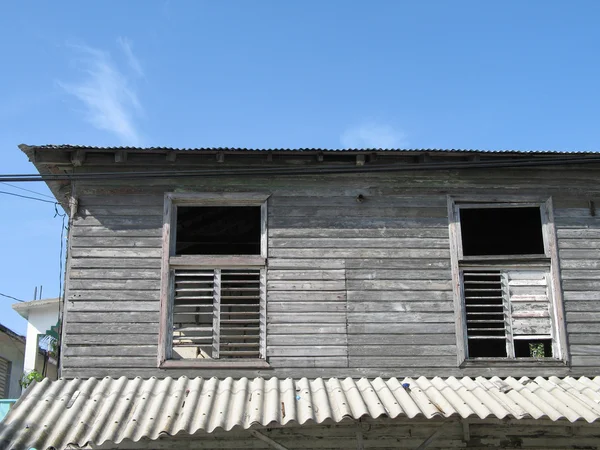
[0,357,10,398]
[172,268,263,359]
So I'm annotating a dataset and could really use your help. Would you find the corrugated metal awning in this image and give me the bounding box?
[1,376,600,450]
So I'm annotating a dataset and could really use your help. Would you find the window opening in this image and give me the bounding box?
[176,206,261,255]
[453,202,559,360]
[460,207,544,256]
[163,199,266,364]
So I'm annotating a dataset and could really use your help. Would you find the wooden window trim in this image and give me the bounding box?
[448,196,570,367]
[158,192,270,368]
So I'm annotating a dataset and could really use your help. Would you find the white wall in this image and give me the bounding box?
[23,303,59,375]
[0,332,25,398]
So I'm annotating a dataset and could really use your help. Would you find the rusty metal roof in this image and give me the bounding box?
[19,144,600,154]
[1,376,600,450]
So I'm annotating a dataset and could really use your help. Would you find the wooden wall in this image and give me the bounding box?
[60,161,600,379]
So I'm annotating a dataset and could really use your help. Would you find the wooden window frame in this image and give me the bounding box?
[448,195,569,368]
[158,192,270,369]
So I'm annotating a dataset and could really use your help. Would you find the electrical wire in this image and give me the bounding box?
[58,214,66,298]
[0,292,24,303]
[0,190,57,204]
[1,155,600,182]
[0,182,55,199]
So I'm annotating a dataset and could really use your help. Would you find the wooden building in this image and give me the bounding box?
[2,145,600,449]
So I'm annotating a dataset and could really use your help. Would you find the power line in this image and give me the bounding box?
[0,182,55,199]
[1,155,600,182]
[0,190,57,204]
[0,292,25,303]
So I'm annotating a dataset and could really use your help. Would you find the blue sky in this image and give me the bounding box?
[1,1,600,335]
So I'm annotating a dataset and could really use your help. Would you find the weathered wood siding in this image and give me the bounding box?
[61,163,600,378]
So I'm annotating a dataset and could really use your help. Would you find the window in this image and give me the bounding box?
[158,193,269,368]
[448,198,568,364]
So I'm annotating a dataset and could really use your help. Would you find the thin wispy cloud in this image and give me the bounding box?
[117,37,144,78]
[340,123,408,149]
[59,38,144,145]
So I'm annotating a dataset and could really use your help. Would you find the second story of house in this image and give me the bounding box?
[19,144,600,380]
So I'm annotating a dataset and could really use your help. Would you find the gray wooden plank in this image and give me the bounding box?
[71,226,161,237]
[79,206,164,216]
[557,228,600,239]
[267,280,346,291]
[270,217,449,229]
[68,301,159,312]
[267,258,345,269]
[347,290,453,301]
[566,334,600,345]
[267,292,347,301]
[267,302,347,313]
[72,237,162,248]
[73,215,163,228]
[270,238,450,249]
[64,345,158,357]
[566,312,600,322]
[70,257,161,269]
[269,195,448,208]
[60,365,574,379]
[562,280,600,290]
[567,323,600,333]
[68,290,160,301]
[347,301,454,313]
[70,269,161,280]
[79,194,163,206]
[272,206,449,218]
[348,323,456,334]
[348,334,455,345]
[570,345,600,356]
[563,291,600,300]
[64,334,158,345]
[349,356,457,367]
[269,248,451,259]
[69,312,159,323]
[558,240,600,249]
[267,270,346,281]
[346,279,452,291]
[266,346,347,357]
[346,269,451,280]
[70,248,162,258]
[267,334,347,346]
[347,312,454,323]
[267,313,346,324]
[69,279,160,290]
[348,345,457,356]
[269,228,449,238]
[571,356,600,367]
[267,324,347,334]
[267,356,347,368]
[62,356,157,368]
[345,259,451,269]
[560,270,600,280]
[68,323,157,334]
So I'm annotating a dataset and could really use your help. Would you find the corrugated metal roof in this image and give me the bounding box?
[19,143,600,154]
[1,376,600,450]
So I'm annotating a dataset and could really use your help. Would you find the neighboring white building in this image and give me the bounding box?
[11,298,59,384]
[0,324,25,399]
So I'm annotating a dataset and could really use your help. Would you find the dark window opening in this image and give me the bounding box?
[468,339,507,358]
[514,339,553,358]
[176,206,261,255]
[460,207,544,256]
